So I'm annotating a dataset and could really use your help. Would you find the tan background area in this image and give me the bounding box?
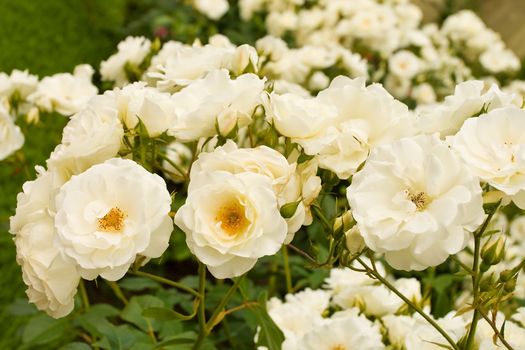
[413,0,525,58]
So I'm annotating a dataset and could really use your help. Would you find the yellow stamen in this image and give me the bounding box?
[98,207,126,233]
[216,202,249,236]
[406,191,429,211]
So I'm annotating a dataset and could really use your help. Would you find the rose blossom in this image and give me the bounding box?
[175,170,288,278]
[54,158,173,281]
[347,134,484,270]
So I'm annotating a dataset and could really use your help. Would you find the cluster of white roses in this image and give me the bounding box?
[263,264,525,349]
[9,34,323,317]
[6,4,525,347]
[0,65,98,161]
[237,0,520,102]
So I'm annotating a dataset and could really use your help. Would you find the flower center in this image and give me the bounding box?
[216,201,249,237]
[97,207,126,233]
[406,190,429,211]
[331,345,347,350]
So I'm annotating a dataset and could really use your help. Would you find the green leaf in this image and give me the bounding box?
[94,324,149,350]
[121,295,164,332]
[119,277,161,291]
[154,332,197,349]
[8,298,37,316]
[22,314,71,346]
[143,307,181,321]
[75,304,120,338]
[297,152,314,164]
[250,292,284,350]
[59,342,92,350]
[142,300,198,321]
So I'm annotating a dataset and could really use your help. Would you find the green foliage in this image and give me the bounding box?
[122,0,266,45]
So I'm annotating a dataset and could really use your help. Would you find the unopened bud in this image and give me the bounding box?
[333,211,354,233]
[26,106,40,124]
[504,279,517,293]
[280,200,301,219]
[499,269,514,283]
[345,226,366,255]
[481,236,506,266]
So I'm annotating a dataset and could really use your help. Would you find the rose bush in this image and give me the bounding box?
[3,1,525,350]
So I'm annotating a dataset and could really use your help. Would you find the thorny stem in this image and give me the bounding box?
[206,275,245,332]
[282,246,293,293]
[355,257,460,350]
[477,307,514,350]
[465,202,500,350]
[106,281,128,305]
[450,255,475,275]
[193,265,245,350]
[131,270,201,298]
[193,263,207,350]
[79,280,90,311]
[288,244,319,265]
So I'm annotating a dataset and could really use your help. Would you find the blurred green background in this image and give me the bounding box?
[1,0,524,348]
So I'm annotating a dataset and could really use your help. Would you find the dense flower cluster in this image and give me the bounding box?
[263,264,525,349]
[234,0,520,103]
[6,3,525,349]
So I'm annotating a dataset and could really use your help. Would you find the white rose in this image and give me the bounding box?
[170,69,265,141]
[338,48,369,78]
[15,216,80,318]
[441,10,486,43]
[510,216,525,243]
[0,69,38,101]
[384,75,411,99]
[272,80,311,98]
[387,312,467,350]
[10,169,80,319]
[190,140,319,240]
[347,135,485,270]
[0,105,24,160]
[383,314,416,348]
[54,158,173,281]
[175,170,288,278]
[389,50,422,79]
[229,44,259,76]
[334,276,421,317]
[111,82,175,137]
[265,288,330,343]
[263,50,310,84]
[266,11,298,37]
[100,36,151,87]
[480,47,520,74]
[314,76,414,178]
[417,80,518,137]
[47,94,124,182]
[412,83,436,104]
[297,46,338,69]
[148,44,235,90]
[239,0,265,21]
[283,288,331,316]
[256,35,289,61]
[283,310,384,350]
[193,0,229,20]
[28,64,98,116]
[478,312,525,350]
[308,71,330,91]
[451,106,525,209]
[263,91,338,151]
